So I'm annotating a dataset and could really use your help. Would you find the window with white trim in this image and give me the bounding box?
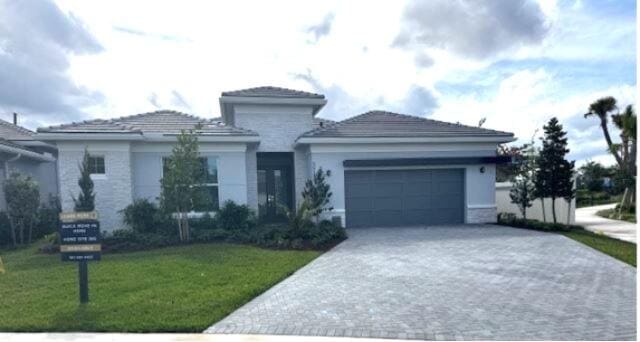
[162,156,219,211]
[88,156,105,174]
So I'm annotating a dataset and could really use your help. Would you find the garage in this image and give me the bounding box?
[344,169,465,228]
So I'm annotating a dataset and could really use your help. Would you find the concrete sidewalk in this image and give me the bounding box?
[576,203,636,243]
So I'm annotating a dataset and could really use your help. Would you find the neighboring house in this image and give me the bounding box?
[37,86,514,232]
[0,115,58,210]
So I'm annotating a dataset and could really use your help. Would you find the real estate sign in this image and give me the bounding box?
[60,217,101,261]
[59,211,101,303]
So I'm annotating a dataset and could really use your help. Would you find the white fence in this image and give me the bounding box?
[496,182,576,224]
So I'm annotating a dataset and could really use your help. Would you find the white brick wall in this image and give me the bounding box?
[245,145,258,210]
[57,142,133,233]
[234,105,314,152]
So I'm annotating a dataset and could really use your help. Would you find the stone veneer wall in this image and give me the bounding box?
[467,207,497,224]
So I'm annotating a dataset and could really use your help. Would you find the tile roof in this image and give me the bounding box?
[221,86,324,99]
[300,110,514,139]
[0,119,35,140]
[38,110,257,136]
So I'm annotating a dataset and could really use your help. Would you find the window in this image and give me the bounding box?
[162,156,219,211]
[88,156,105,174]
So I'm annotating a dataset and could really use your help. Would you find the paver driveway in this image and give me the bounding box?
[206,225,636,340]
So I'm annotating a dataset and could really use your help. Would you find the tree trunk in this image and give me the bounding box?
[176,212,183,241]
[551,197,557,224]
[19,219,24,245]
[600,119,624,166]
[523,208,527,221]
[184,214,190,242]
[28,218,33,244]
[541,198,546,222]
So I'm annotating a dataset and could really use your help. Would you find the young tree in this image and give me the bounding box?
[4,172,40,245]
[160,128,208,242]
[585,98,636,211]
[301,167,333,223]
[534,117,575,224]
[509,143,536,220]
[73,148,95,212]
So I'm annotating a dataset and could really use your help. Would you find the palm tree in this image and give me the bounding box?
[585,98,636,211]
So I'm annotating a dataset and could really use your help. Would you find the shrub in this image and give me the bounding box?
[0,212,11,247]
[308,220,347,248]
[217,201,256,230]
[192,228,229,243]
[497,212,582,232]
[33,195,61,240]
[121,199,174,235]
[190,213,218,231]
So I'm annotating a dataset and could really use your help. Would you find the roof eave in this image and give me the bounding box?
[219,96,327,116]
[296,135,516,145]
[36,132,260,143]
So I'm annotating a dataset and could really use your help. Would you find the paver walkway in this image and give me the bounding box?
[206,225,636,340]
[576,204,636,243]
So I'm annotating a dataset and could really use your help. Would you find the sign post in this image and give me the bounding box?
[59,211,101,304]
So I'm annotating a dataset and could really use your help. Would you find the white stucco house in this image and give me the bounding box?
[37,86,514,232]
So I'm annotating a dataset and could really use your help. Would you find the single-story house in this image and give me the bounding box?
[0,114,58,210]
[37,86,515,232]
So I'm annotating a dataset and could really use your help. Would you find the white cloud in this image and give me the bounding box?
[432,68,635,166]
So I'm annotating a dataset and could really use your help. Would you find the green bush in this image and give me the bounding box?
[0,212,11,247]
[190,213,218,231]
[121,199,174,235]
[217,201,256,230]
[497,212,582,232]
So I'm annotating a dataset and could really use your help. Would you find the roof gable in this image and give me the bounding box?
[299,110,514,139]
[221,86,324,99]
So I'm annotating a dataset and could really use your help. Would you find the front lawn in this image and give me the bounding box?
[595,208,636,223]
[562,229,636,267]
[0,243,320,332]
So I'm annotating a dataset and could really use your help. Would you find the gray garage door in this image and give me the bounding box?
[345,169,464,228]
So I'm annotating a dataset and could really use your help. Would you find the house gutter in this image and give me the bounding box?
[0,144,54,162]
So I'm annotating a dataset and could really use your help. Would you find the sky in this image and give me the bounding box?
[0,0,636,166]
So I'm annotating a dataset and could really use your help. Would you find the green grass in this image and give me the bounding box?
[595,208,636,223]
[0,243,320,332]
[562,229,636,267]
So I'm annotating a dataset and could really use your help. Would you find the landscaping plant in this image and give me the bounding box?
[534,117,575,224]
[73,148,95,212]
[301,167,333,222]
[509,141,537,220]
[160,127,210,242]
[4,172,40,246]
[584,98,636,213]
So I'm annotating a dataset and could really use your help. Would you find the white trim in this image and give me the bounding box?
[344,165,471,171]
[131,142,247,153]
[37,132,259,143]
[310,143,499,153]
[467,204,497,209]
[90,174,107,180]
[220,96,327,107]
[37,133,144,141]
[298,136,515,145]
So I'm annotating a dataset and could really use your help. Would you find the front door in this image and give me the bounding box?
[257,153,294,222]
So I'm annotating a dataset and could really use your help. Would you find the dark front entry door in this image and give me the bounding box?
[257,153,294,222]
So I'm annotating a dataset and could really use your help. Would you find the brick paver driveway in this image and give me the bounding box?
[206,225,636,340]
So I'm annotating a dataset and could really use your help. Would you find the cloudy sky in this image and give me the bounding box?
[0,0,635,165]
